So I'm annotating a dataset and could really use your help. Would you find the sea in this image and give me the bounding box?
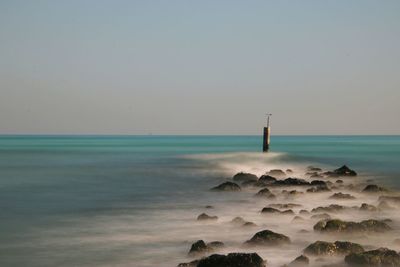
[0,135,399,266]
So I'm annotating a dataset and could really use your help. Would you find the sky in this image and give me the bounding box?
[0,0,399,135]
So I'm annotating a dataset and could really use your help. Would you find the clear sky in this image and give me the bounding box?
[0,1,399,135]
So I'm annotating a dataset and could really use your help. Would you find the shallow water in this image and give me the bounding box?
[0,135,399,266]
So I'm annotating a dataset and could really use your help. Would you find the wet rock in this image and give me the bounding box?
[207,241,224,250]
[267,169,286,177]
[292,216,305,222]
[245,229,291,246]
[304,241,364,256]
[261,207,293,215]
[231,216,246,225]
[313,219,391,233]
[329,192,356,200]
[362,184,387,193]
[286,169,293,174]
[269,203,302,209]
[258,175,277,185]
[360,203,378,212]
[241,180,258,187]
[177,259,199,267]
[300,209,310,215]
[189,240,210,255]
[197,213,218,221]
[233,172,258,182]
[197,253,266,267]
[205,205,214,209]
[333,165,357,177]
[310,174,323,178]
[255,188,276,199]
[274,178,311,186]
[311,180,328,186]
[345,248,400,267]
[298,229,310,233]
[286,255,309,266]
[211,182,241,192]
[336,179,344,184]
[312,204,347,213]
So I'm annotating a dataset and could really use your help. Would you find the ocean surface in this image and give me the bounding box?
[0,135,400,266]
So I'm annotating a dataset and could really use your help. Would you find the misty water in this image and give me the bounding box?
[0,135,400,266]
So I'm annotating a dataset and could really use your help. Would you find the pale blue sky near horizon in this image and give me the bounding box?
[0,1,399,135]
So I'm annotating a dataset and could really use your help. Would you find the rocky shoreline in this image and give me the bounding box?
[177,165,400,267]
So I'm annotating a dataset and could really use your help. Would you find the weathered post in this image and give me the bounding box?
[263,114,272,152]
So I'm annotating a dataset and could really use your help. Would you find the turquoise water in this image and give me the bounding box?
[0,135,399,266]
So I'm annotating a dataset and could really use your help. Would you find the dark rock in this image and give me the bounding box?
[255,188,276,199]
[299,209,310,215]
[197,213,218,221]
[286,169,293,173]
[333,165,357,177]
[207,241,224,250]
[258,175,277,185]
[307,185,331,193]
[313,219,391,233]
[243,221,257,227]
[336,180,344,184]
[211,182,241,192]
[261,207,294,215]
[177,260,199,267]
[245,229,291,246]
[241,180,258,187]
[323,171,340,178]
[292,216,305,222]
[307,166,322,172]
[304,241,364,256]
[362,184,387,193]
[267,169,286,177]
[311,180,328,186]
[205,205,214,209]
[311,204,347,213]
[189,240,210,255]
[287,255,309,266]
[274,178,311,186]
[329,192,356,200]
[310,174,323,178]
[360,203,378,212]
[269,203,302,209]
[197,253,266,267]
[233,172,258,182]
[345,248,400,267]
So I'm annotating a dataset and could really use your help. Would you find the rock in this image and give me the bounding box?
[378,196,400,206]
[287,255,309,266]
[329,192,356,200]
[258,175,277,185]
[241,180,258,187]
[304,241,364,256]
[360,203,378,212]
[311,180,327,186]
[255,188,276,199]
[307,185,331,193]
[333,165,357,177]
[362,184,387,193]
[313,219,391,233]
[378,200,394,210]
[245,229,291,246]
[307,166,322,172]
[233,172,258,182]
[197,253,266,267]
[312,204,347,213]
[310,174,323,178]
[243,221,257,227]
[292,216,305,222]
[274,178,311,186]
[286,169,293,174]
[345,248,400,267]
[207,241,224,250]
[189,240,210,255]
[298,229,310,233]
[269,203,302,209]
[177,260,199,267]
[231,216,246,225]
[282,190,304,196]
[323,171,340,178]
[205,205,214,209]
[211,182,241,191]
[299,209,310,215]
[197,213,218,221]
[261,207,293,215]
[336,179,344,184]
[267,169,286,177]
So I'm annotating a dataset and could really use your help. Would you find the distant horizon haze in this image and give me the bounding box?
[1,1,399,135]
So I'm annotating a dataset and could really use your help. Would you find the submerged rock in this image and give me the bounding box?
[362,184,387,193]
[233,172,258,182]
[273,178,311,186]
[310,213,331,220]
[285,255,310,266]
[261,207,294,215]
[255,188,276,199]
[307,185,331,193]
[304,241,364,256]
[243,221,257,227]
[258,175,277,185]
[359,203,378,212]
[313,219,391,233]
[329,192,356,200]
[345,248,400,267]
[267,169,286,177]
[231,216,246,225]
[269,203,302,209]
[197,253,266,267]
[245,229,291,246]
[378,196,400,206]
[211,182,241,191]
[311,204,348,213]
[307,166,322,172]
[197,213,218,221]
